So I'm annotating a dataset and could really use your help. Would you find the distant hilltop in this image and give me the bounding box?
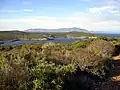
[24,27,89,33]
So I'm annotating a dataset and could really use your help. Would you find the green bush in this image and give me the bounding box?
[26,62,76,90]
[71,40,89,49]
[96,36,108,41]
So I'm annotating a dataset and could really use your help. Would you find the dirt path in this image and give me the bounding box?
[112,55,120,60]
[111,55,120,82]
[99,56,120,90]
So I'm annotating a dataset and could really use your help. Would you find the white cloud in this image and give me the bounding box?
[0,10,19,13]
[23,9,33,12]
[0,9,33,13]
[89,0,120,14]
[1,0,120,32]
[89,6,119,14]
[0,12,120,31]
[110,10,119,13]
[93,21,120,30]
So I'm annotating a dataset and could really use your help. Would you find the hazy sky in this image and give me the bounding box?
[0,0,120,32]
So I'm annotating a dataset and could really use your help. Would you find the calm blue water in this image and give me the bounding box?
[95,33,120,37]
[1,33,120,46]
[0,38,88,46]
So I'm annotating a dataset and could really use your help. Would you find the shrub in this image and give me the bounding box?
[0,40,116,90]
[97,36,108,41]
[20,59,76,90]
[86,40,114,58]
[71,40,89,49]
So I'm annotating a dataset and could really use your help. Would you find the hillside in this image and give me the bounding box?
[0,39,119,90]
[0,31,26,41]
[0,29,94,41]
[0,31,43,41]
[65,31,94,37]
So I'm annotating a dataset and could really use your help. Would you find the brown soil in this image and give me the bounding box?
[112,55,120,82]
[112,76,120,81]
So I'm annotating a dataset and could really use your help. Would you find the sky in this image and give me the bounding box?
[0,0,120,32]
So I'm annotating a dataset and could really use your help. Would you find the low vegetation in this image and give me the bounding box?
[0,37,119,90]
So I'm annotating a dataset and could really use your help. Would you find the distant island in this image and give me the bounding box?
[24,27,89,33]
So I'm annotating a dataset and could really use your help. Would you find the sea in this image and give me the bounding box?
[0,38,88,46]
[94,33,120,38]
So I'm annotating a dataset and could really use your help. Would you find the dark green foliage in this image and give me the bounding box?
[97,36,108,41]
[96,36,120,45]
[27,63,76,90]
[71,40,90,49]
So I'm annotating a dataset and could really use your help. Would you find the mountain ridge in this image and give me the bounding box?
[24,27,89,33]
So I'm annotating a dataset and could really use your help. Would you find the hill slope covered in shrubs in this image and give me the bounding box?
[0,38,120,90]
